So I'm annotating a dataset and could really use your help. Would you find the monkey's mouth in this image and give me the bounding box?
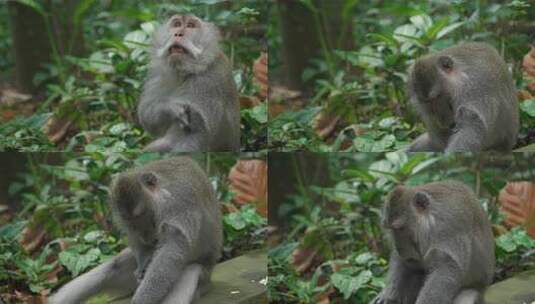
[168,44,189,56]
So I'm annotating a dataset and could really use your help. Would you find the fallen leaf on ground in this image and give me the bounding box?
[313,110,341,139]
[229,159,267,217]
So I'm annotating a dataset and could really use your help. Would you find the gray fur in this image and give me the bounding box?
[374,180,495,304]
[138,14,240,152]
[407,42,518,152]
[50,157,223,304]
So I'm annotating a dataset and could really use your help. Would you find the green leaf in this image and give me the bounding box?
[496,233,516,252]
[123,30,149,49]
[354,135,396,152]
[224,212,246,230]
[436,21,465,39]
[59,248,100,276]
[331,270,372,299]
[520,99,535,117]
[410,14,433,32]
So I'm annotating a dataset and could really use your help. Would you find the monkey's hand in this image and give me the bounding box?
[445,107,485,152]
[372,293,400,304]
[168,103,191,132]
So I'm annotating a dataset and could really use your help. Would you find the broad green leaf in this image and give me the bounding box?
[331,270,372,299]
[59,248,100,276]
[520,99,535,117]
[436,21,465,39]
[496,233,516,252]
[410,14,433,32]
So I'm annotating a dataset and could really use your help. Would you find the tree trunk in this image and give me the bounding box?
[277,0,354,91]
[7,1,85,94]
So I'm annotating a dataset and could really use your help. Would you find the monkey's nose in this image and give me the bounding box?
[174,33,184,37]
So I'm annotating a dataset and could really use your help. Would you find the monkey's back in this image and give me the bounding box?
[445,43,518,150]
[193,54,240,151]
[417,180,495,287]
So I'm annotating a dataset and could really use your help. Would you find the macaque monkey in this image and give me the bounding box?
[374,180,495,304]
[50,156,223,304]
[406,42,518,152]
[138,14,240,152]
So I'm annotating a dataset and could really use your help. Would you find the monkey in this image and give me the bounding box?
[138,14,240,152]
[50,156,223,304]
[406,42,519,152]
[374,180,495,304]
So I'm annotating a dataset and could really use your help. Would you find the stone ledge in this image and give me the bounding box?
[485,270,535,304]
[197,250,267,304]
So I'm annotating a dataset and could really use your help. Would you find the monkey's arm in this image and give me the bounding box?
[407,133,444,152]
[375,252,423,304]
[416,249,463,304]
[49,248,137,304]
[445,107,486,152]
[143,110,210,153]
[132,212,201,304]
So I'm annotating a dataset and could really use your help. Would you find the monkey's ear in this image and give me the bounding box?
[139,172,158,190]
[413,191,430,211]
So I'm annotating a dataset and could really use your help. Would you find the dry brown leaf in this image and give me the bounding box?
[291,247,318,274]
[221,201,239,214]
[240,95,262,109]
[19,224,46,254]
[228,160,267,217]
[43,115,73,144]
[269,85,301,101]
[253,52,268,99]
[499,181,535,238]
[313,110,341,139]
[0,88,32,105]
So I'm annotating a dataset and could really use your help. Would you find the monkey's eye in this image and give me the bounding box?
[173,20,182,27]
[438,56,454,71]
[187,22,196,28]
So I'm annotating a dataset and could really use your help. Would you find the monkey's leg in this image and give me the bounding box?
[132,219,201,304]
[445,108,485,152]
[407,133,443,152]
[49,248,137,304]
[453,289,483,304]
[161,263,204,304]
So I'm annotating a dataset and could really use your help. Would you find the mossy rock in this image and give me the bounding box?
[485,270,535,304]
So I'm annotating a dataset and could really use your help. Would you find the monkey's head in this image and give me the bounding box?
[407,54,457,130]
[109,172,163,243]
[152,14,221,74]
[383,185,437,265]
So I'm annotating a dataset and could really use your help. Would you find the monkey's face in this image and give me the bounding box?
[110,173,158,242]
[408,54,456,130]
[155,14,220,71]
[383,186,431,264]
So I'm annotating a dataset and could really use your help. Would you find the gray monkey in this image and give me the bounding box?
[374,180,495,304]
[406,42,518,152]
[50,156,223,304]
[138,14,240,152]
